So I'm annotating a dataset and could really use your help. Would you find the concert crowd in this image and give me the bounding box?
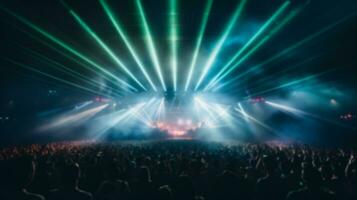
[0,140,357,200]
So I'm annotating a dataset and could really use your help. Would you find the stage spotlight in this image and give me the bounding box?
[249,97,265,104]
[330,99,338,106]
[340,113,354,121]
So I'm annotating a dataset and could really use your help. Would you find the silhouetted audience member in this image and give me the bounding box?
[343,155,357,200]
[286,162,336,200]
[157,185,173,200]
[95,180,130,200]
[130,166,155,200]
[0,156,45,200]
[47,163,92,200]
[211,170,244,200]
[255,155,288,200]
[173,175,203,200]
[95,163,130,200]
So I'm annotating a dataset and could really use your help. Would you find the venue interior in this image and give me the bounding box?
[0,0,357,200]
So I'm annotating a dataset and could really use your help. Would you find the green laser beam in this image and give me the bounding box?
[17,44,124,96]
[3,58,114,98]
[248,70,333,97]
[226,54,322,94]
[194,0,247,91]
[215,11,357,91]
[99,0,157,91]
[205,1,290,90]
[9,24,121,89]
[169,0,178,91]
[208,9,300,91]
[184,0,213,92]
[0,5,137,93]
[136,0,167,91]
[68,9,147,91]
[210,7,300,92]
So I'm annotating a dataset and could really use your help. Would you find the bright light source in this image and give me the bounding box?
[330,99,338,106]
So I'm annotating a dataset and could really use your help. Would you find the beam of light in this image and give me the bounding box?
[3,58,114,98]
[8,25,123,93]
[229,54,322,94]
[91,102,148,140]
[237,103,249,121]
[184,0,213,92]
[169,0,178,91]
[137,98,161,122]
[136,0,167,91]
[247,70,333,97]
[37,101,93,118]
[0,6,137,93]
[18,44,123,96]
[67,9,147,91]
[234,107,278,134]
[194,97,220,123]
[215,11,357,90]
[209,7,301,91]
[129,98,157,125]
[209,102,232,121]
[211,8,301,92]
[75,101,94,111]
[194,0,247,91]
[37,107,69,118]
[218,53,321,94]
[99,0,157,91]
[205,1,290,90]
[100,99,154,127]
[118,98,157,126]
[38,103,108,131]
[194,97,232,126]
[210,102,236,128]
[265,101,306,115]
[265,101,357,130]
[91,108,128,139]
[153,98,165,121]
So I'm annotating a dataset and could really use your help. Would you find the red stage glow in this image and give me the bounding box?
[249,97,265,104]
[150,119,201,137]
